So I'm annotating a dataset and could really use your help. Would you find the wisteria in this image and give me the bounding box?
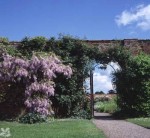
[0,53,72,116]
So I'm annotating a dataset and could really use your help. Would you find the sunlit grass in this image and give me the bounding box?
[0,119,105,138]
[127,118,150,129]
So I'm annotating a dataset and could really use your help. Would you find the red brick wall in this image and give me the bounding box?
[85,39,150,55]
[1,39,150,55]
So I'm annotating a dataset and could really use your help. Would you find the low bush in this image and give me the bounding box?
[71,97,91,119]
[71,109,91,119]
[94,96,110,103]
[19,113,47,124]
[95,98,117,113]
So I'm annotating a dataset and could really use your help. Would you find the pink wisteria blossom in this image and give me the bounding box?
[0,53,72,116]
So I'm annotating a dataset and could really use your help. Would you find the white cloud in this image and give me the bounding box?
[93,72,113,93]
[93,72,108,82]
[115,4,150,30]
[85,62,120,93]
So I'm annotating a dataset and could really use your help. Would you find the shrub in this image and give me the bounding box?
[94,96,110,103]
[71,109,91,119]
[95,102,105,112]
[0,37,9,45]
[95,97,117,113]
[70,96,91,119]
[0,52,72,121]
[19,113,47,124]
[44,36,99,117]
[104,101,117,113]
[19,36,47,57]
[95,91,104,94]
[1,36,98,118]
[112,53,150,117]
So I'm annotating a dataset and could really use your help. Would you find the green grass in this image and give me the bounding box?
[95,98,117,113]
[127,118,150,129]
[0,120,105,138]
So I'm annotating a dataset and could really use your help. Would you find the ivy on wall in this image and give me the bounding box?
[0,36,149,119]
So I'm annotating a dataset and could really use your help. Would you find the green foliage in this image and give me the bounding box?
[0,36,97,119]
[0,37,9,45]
[19,113,47,124]
[71,97,91,119]
[95,45,131,69]
[96,46,150,117]
[71,108,91,119]
[45,36,98,118]
[94,97,110,103]
[1,35,149,119]
[95,91,104,94]
[112,53,150,117]
[19,36,47,58]
[95,97,117,113]
[0,39,20,57]
[17,35,99,118]
[108,90,116,94]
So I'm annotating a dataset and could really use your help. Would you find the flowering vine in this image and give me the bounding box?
[0,53,72,116]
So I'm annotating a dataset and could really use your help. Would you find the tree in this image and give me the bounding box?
[108,90,116,94]
[95,91,104,94]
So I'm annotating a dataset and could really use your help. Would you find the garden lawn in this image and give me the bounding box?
[0,120,105,138]
[127,118,150,129]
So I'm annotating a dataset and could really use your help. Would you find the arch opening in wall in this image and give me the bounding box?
[84,62,120,94]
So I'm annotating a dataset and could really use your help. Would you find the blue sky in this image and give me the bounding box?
[0,0,150,41]
[0,0,150,92]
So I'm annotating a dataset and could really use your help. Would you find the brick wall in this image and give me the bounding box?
[1,39,150,55]
[85,39,150,55]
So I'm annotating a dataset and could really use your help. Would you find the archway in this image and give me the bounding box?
[83,45,138,117]
[85,62,120,117]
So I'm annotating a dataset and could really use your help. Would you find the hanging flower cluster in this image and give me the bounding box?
[0,53,72,116]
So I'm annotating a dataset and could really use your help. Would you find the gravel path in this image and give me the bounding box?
[93,112,150,138]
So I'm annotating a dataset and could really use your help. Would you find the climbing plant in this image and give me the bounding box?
[0,51,72,121]
[7,36,99,118]
[0,36,149,119]
[112,53,150,117]
[96,46,150,117]
[45,36,98,117]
